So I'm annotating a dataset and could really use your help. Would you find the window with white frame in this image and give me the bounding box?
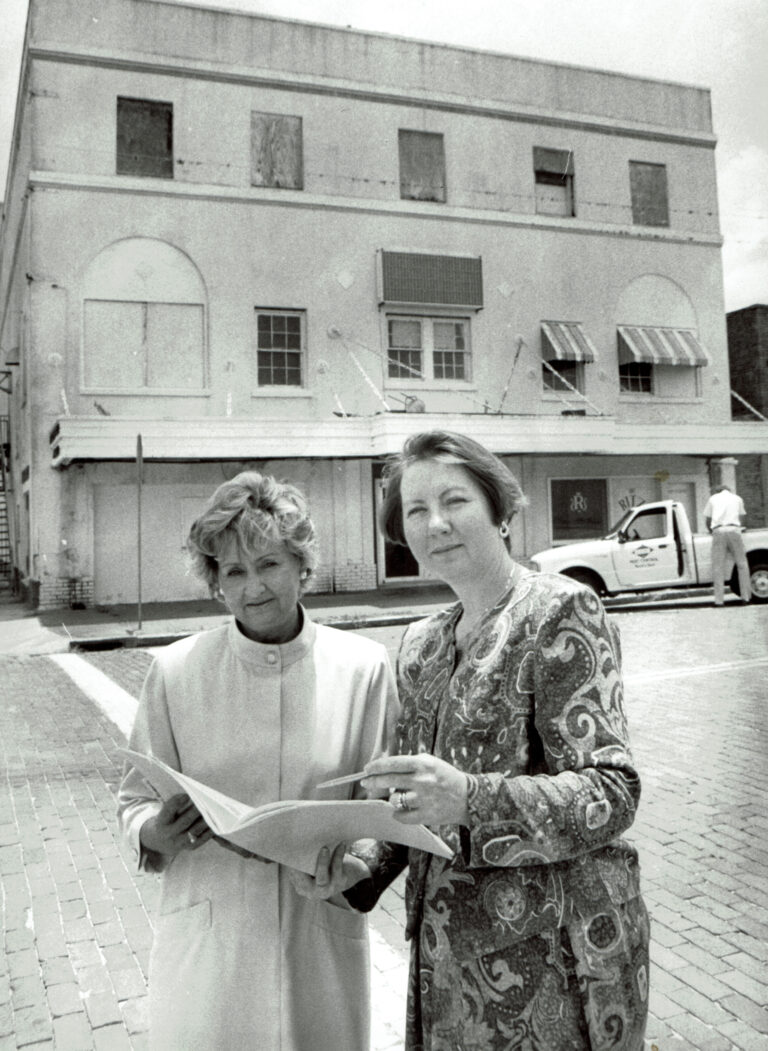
[619,361,653,394]
[255,310,304,386]
[386,316,470,382]
[542,360,583,394]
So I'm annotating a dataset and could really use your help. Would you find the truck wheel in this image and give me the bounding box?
[563,569,605,596]
[748,562,768,603]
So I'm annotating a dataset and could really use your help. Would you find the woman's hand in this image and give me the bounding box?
[362,754,470,827]
[287,844,371,900]
[139,793,213,858]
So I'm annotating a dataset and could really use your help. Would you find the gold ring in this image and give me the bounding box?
[396,791,409,812]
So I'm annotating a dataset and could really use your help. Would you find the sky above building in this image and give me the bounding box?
[1,0,766,313]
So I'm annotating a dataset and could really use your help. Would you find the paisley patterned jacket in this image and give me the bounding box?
[348,568,644,963]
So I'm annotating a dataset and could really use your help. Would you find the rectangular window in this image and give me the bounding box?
[388,319,423,379]
[551,478,608,542]
[542,360,583,393]
[251,113,303,189]
[534,147,574,217]
[116,97,173,178]
[256,310,304,386]
[399,130,446,202]
[386,316,470,382]
[629,161,669,226]
[619,361,653,394]
[83,300,204,389]
[433,321,467,380]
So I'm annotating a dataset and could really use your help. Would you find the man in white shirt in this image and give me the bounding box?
[703,485,751,605]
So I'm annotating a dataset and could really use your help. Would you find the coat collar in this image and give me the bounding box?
[227,604,315,667]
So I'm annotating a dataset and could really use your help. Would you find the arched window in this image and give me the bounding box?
[615,276,707,399]
[81,238,207,391]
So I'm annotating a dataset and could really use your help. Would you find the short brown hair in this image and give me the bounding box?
[379,430,527,548]
[187,471,317,596]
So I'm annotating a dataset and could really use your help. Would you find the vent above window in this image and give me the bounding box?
[378,251,483,309]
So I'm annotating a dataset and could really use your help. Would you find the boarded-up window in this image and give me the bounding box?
[534,147,574,217]
[629,161,669,226]
[251,114,303,189]
[399,130,446,202]
[255,310,304,386]
[83,300,204,388]
[116,97,173,178]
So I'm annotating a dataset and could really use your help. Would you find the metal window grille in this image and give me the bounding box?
[380,252,483,308]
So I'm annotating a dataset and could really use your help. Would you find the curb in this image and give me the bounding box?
[59,591,752,652]
[67,610,428,651]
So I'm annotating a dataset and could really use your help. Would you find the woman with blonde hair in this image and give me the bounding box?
[118,470,397,1050]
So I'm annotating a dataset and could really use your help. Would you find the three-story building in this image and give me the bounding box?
[2,0,766,607]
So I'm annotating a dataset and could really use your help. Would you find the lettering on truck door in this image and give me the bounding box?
[611,506,682,588]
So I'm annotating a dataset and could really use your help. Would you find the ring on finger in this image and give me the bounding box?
[395,790,409,812]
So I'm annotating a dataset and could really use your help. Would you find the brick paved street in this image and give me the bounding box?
[1,604,767,1050]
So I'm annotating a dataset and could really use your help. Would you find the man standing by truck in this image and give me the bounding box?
[704,484,751,605]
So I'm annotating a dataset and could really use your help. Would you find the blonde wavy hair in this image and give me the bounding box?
[187,471,318,596]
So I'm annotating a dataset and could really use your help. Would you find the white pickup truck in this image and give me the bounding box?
[530,499,768,603]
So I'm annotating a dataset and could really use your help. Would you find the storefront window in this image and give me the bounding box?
[551,479,608,542]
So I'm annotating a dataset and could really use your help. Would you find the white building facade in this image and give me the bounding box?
[2,0,766,608]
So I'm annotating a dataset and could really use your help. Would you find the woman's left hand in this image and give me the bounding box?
[362,754,470,826]
[287,844,371,900]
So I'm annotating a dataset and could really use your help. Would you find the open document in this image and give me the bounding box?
[119,748,453,874]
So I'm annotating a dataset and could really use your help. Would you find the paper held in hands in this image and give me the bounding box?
[119,748,453,875]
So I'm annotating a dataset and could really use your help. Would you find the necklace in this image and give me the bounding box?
[456,565,517,643]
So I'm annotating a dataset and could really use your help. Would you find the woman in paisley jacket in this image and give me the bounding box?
[320,430,649,1050]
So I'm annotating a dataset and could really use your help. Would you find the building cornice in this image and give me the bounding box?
[49,414,768,468]
[28,171,724,249]
[29,45,717,150]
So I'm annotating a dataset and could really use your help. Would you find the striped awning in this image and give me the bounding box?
[617,325,710,367]
[541,321,597,363]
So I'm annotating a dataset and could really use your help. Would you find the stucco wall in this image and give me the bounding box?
[28,0,714,136]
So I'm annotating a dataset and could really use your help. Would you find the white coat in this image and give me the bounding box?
[117,611,398,1051]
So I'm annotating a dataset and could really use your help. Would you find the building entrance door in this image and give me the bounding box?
[374,478,421,585]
